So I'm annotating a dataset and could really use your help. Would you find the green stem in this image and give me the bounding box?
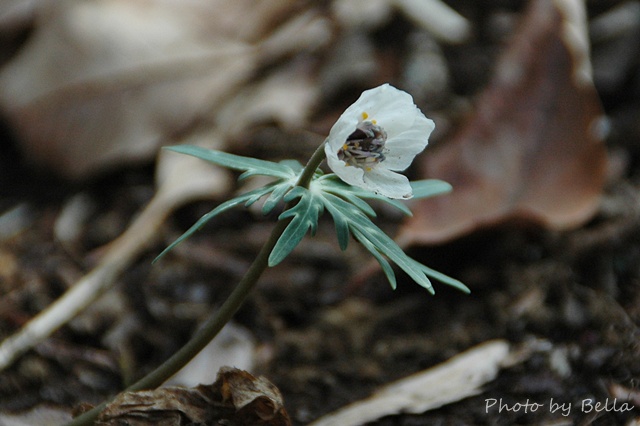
[65,141,326,426]
[296,139,327,188]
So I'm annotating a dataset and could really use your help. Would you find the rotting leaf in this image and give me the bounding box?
[96,367,291,426]
[398,0,608,246]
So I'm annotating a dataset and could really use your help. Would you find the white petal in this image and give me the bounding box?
[325,147,366,187]
[325,85,392,153]
[383,118,434,170]
[324,83,433,198]
[363,167,413,199]
[364,85,422,137]
[326,112,358,154]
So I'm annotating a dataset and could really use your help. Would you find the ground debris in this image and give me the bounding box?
[96,367,290,426]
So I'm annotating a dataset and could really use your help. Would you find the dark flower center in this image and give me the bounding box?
[338,121,387,168]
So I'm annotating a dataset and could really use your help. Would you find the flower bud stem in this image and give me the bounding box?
[65,141,327,426]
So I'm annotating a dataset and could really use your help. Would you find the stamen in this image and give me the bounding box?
[338,121,387,169]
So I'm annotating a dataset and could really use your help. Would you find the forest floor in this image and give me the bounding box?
[1,1,639,425]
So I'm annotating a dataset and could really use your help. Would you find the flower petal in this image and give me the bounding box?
[324,83,433,198]
[325,149,366,187]
[383,121,435,170]
[363,167,413,199]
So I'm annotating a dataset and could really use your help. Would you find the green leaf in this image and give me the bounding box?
[318,175,411,216]
[321,192,434,291]
[351,227,397,289]
[320,193,351,251]
[268,187,324,266]
[261,182,294,215]
[413,261,470,293]
[410,179,452,199]
[316,177,377,216]
[278,159,304,173]
[153,185,274,263]
[164,145,296,180]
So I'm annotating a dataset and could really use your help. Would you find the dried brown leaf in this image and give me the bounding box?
[215,367,290,425]
[96,367,290,426]
[399,0,608,245]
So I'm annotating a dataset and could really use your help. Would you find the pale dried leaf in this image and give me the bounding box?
[215,62,320,137]
[332,0,393,30]
[310,340,511,426]
[332,0,470,43]
[393,0,471,44]
[0,0,316,179]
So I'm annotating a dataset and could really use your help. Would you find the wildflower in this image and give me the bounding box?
[324,84,435,199]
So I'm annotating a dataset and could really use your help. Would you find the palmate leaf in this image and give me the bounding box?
[268,187,324,267]
[158,144,465,292]
[153,184,279,263]
[318,190,468,293]
[261,180,295,215]
[154,145,302,263]
[350,227,397,289]
[164,145,299,180]
[318,176,453,217]
[320,193,351,251]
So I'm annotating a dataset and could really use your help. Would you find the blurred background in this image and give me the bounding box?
[0,0,639,424]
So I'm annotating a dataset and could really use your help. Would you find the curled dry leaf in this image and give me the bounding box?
[398,0,608,246]
[0,0,318,179]
[96,367,290,426]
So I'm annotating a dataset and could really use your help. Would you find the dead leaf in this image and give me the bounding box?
[215,367,290,425]
[96,367,291,426]
[0,0,322,179]
[309,340,512,426]
[332,0,470,43]
[398,0,608,246]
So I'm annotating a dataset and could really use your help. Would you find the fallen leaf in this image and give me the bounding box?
[215,367,290,426]
[96,367,291,426]
[0,0,322,179]
[309,340,512,426]
[332,0,470,43]
[399,0,608,246]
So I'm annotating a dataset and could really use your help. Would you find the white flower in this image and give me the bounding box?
[324,84,435,199]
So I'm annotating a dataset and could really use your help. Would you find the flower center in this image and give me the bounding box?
[338,120,387,169]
